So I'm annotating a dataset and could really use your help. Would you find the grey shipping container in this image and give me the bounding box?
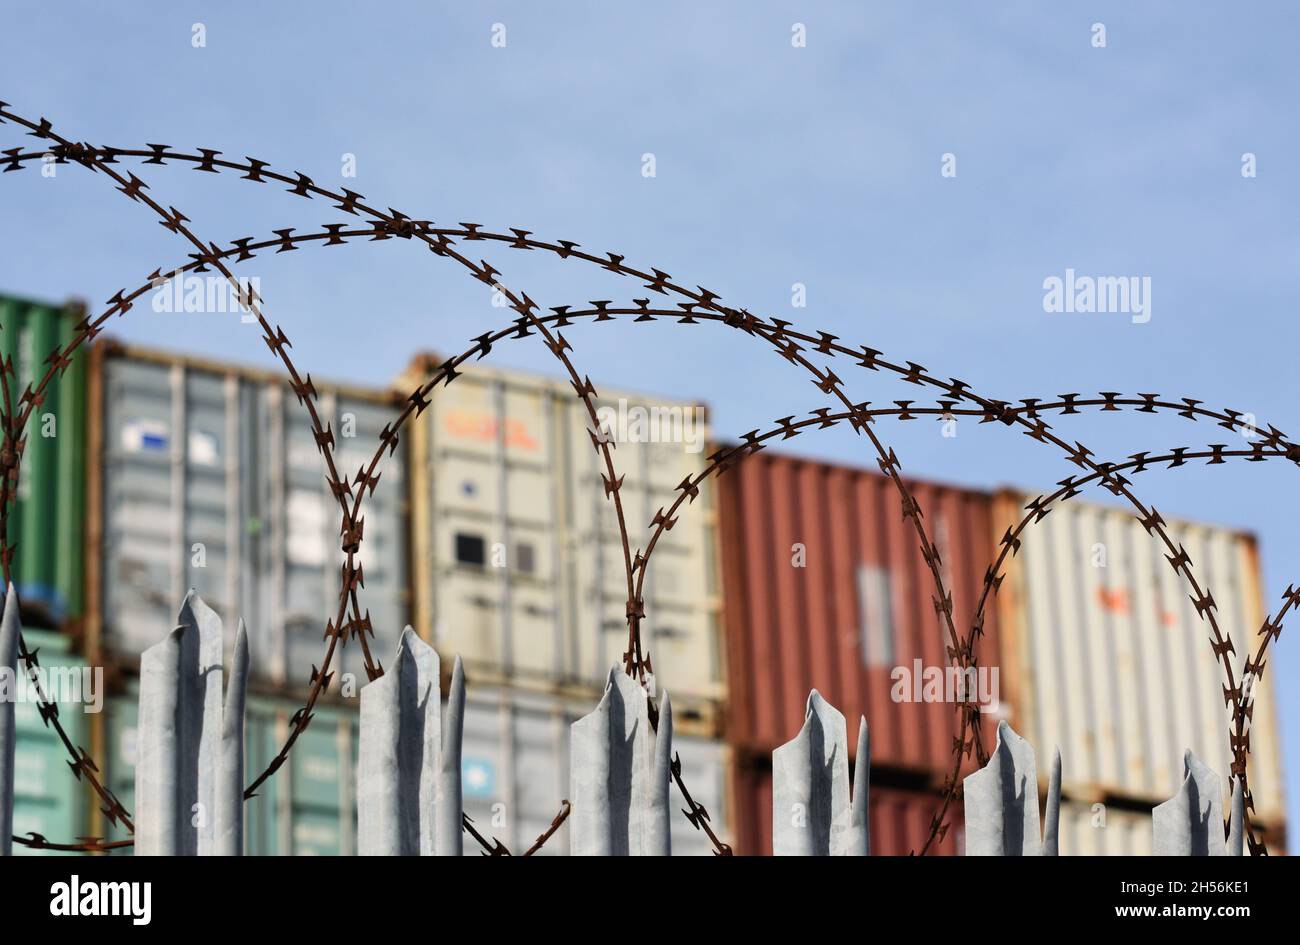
[103,681,730,855]
[86,341,409,687]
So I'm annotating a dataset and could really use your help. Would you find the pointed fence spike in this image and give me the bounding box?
[570,667,670,855]
[136,591,239,855]
[649,691,673,857]
[1043,747,1061,856]
[1227,776,1244,857]
[358,627,454,855]
[772,691,864,855]
[217,620,249,856]
[0,584,19,857]
[1152,750,1227,856]
[436,655,465,857]
[963,720,1042,855]
[844,717,870,856]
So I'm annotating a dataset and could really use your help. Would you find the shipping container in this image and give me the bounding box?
[992,490,1288,828]
[12,628,93,855]
[0,294,88,628]
[103,680,730,855]
[397,353,723,717]
[86,341,409,686]
[731,758,961,855]
[459,684,729,855]
[715,449,1002,775]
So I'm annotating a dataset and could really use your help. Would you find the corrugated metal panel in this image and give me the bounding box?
[716,449,1001,774]
[105,688,360,855]
[994,490,1287,825]
[460,684,729,855]
[731,760,961,855]
[104,681,727,855]
[87,342,408,685]
[11,629,91,855]
[399,354,723,713]
[0,294,87,627]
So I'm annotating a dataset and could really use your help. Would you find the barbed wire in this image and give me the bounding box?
[0,111,1287,855]
[0,112,659,854]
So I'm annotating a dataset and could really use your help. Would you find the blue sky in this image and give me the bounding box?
[3,2,1298,834]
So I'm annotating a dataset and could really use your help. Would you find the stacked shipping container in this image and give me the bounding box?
[83,341,729,853]
[716,449,1002,854]
[85,341,409,686]
[397,353,724,715]
[991,490,1288,852]
[394,353,730,852]
[2,292,1291,856]
[716,451,1290,855]
[0,295,87,628]
[0,295,92,855]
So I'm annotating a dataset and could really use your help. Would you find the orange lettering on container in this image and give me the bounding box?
[1096,587,1131,615]
[444,410,538,451]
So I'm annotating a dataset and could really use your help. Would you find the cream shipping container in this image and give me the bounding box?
[396,353,724,724]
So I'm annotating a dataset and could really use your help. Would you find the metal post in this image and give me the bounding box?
[1043,747,1062,856]
[357,628,464,855]
[570,668,672,855]
[772,690,869,856]
[0,585,18,856]
[963,720,1043,856]
[1152,751,1227,856]
[135,591,249,855]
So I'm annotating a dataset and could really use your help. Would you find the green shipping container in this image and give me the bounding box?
[12,629,93,855]
[105,691,360,855]
[0,294,88,627]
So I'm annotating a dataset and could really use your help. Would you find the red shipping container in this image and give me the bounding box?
[716,449,1003,780]
[731,759,964,855]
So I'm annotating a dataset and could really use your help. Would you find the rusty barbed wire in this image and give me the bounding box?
[0,111,648,855]
[0,116,395,849]
[522,801,573,857]
[0,113,1288,855]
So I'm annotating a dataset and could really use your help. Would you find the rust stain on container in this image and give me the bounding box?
[717,449,1002,776]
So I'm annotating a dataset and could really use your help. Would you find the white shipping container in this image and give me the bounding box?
[88,343,409,686]
[399,354,724,712]
[994,491,1286,827]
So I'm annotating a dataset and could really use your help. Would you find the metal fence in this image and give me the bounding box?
[0,588,1245,856]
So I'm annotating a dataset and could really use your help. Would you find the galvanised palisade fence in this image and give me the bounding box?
[0,96,1288,855]
[0,587,1248,855]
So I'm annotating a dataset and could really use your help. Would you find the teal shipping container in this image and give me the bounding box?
[12,628,93,855]
[0,294,89,627]
[105,690,359,855]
